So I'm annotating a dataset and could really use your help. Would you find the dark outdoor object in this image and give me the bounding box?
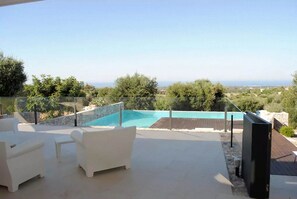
[241,112,272,199]
[34,104,37,125]
[234,157,241,177]
[74,105,77,127]
[0,104,2,115]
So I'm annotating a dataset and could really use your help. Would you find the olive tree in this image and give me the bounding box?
[282,71,297,128]
[23,75,86,119]
[166,82,194,110]
[236,97,264,112]
[109,73,158,110]
[0,52,27,96]
[166,80,225,111]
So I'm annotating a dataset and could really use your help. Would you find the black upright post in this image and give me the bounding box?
[74,105,77,127]
[34,104,37,125]
[0,104,2,115]
[230,115,233,148]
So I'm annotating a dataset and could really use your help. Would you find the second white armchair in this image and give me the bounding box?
[71,126,136,177]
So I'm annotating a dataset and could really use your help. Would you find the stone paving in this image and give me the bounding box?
[220,133,248,197]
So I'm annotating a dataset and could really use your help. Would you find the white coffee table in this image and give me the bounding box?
[54,135,74,162]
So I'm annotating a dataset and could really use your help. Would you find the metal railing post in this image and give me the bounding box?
[34,104,37,125]
[224,106,228,132]
[169,108,172,130]
[74,104,77,127]
[119,103,123,127]
[230,115,234,148]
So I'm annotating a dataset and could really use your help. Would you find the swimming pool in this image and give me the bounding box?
[84,110,244,128]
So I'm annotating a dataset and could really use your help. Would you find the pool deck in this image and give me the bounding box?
[271,129,297,176]
[150,118,243,130]
[235,129,297,177]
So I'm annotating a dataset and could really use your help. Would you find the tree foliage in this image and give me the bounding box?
[236,97,264,112]
[24,75,85,97]
[166,80,225,111]
[22,75,86,119]
[154,95,171,110]
[279,126,295,137]
[166,82,193,110]
[282,71,297,128]
[227,86,285,113]
[83,84,98,101]
[97,87,113,98]
[89,87,114,107]
[109,73,158,110]
[0,52,27,96]
[58,76,85,97]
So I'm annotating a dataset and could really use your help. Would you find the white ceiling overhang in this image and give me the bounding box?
[0,0,42,7]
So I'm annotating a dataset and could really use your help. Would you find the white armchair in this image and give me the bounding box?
[71,126,136,177]
[0,118,19,133]
[0,139,45,192]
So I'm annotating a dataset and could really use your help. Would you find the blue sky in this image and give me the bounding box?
[0,0,296,85]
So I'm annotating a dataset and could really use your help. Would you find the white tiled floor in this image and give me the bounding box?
[0,125,296,199]
[0,125,236,199]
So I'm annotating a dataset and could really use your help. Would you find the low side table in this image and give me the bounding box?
[54,135,74,162]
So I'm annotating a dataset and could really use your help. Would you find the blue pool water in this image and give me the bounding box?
[85,110,244,128]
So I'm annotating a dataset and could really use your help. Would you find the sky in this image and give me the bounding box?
[0,0,296,86]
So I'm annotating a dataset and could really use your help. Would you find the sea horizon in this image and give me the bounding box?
[87,80,292,88]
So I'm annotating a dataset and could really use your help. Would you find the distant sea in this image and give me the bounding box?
[88,80,291,88]
[215,80,291,87]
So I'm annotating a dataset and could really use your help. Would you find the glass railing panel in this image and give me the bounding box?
[0,96,245,131]
[224,97,244,131]
[117,97,170,129]
[80,99,122,128]
[0,97,18,118]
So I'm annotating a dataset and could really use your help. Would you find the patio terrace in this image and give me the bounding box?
[0,124,296,199]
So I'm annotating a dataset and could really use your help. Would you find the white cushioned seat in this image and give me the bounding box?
[71,126,136,177]
[0,138,45,192]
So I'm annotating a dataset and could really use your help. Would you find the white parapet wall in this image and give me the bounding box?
[256,110,289,128]
[40,102,124,126]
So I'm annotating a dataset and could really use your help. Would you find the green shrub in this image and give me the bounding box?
[279,126,295,137]
[264,103,283,112]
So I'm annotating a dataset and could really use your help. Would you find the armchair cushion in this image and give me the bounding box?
[7,138,44,159]
[71,126,136,177]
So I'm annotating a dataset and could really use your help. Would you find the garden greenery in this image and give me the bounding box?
[279,126,295,137]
